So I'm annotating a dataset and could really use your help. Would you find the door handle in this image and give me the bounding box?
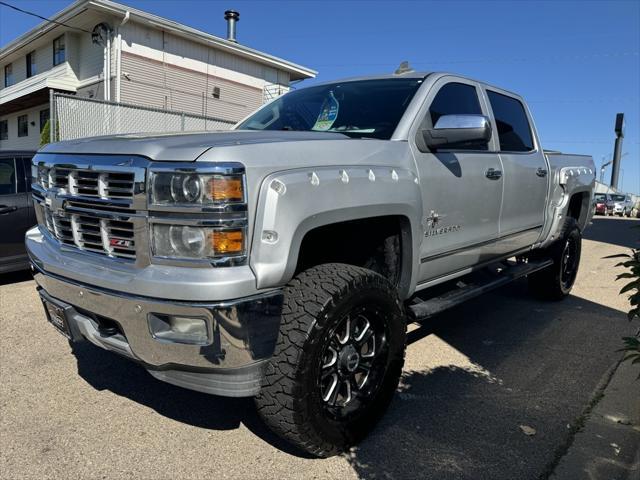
[536,168,548,177]
[0,205,18,215]
[485,168,502,180]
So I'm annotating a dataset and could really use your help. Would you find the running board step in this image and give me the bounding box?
[408,259,553,321]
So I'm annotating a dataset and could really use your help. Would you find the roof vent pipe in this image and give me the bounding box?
[224,10,239,42]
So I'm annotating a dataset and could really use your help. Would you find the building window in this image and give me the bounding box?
[26,51,37,78]
[0,120,7,140]
[18,115,28,137]
[212,86,221,99]
[40,108,50,131]
[4,63,13,87]
[53,35,66,66]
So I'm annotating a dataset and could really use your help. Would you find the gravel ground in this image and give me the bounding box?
[0,216,638,479]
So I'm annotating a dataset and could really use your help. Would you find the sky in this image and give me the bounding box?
[1,0,639,194]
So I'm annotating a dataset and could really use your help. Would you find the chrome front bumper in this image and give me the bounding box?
[30,252,283,397]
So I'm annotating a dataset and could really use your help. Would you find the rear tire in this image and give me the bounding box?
[255,263,406,457]
[528,217,582,300]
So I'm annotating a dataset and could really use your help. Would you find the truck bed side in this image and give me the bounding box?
[536,152,596,249]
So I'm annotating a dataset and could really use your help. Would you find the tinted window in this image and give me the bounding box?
[429,83,482,126]
[487,91,534,152]
[0,120,7,140]
[21,157,33,192]
[238,78,422,140]
[428,82,485,150]
[0,158,16,195]
[18,115,28,137]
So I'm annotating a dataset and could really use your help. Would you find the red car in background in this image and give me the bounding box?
[594,193,613,215]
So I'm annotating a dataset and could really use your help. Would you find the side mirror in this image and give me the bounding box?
[420,114,492,151]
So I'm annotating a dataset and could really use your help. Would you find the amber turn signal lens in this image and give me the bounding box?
[211,230,244,255]
[206,176,243,202]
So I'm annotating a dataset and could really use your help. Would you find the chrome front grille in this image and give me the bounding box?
[44,207,136,260]
[39,166,135,200]
[34,154,145,262]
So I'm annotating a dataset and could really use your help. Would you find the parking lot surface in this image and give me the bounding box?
[1,217,638,479]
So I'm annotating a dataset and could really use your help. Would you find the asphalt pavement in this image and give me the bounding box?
[1,216,638,479]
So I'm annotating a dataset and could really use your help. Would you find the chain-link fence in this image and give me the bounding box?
[51,93,236,142]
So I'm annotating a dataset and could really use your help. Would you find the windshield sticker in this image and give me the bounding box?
[312,91,339,131]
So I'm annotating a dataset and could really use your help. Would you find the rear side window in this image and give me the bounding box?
[429,83,482,126]
[0,158,17,195]
[487,91,534,152]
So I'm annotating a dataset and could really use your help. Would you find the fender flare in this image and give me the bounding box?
[249,166,423,296]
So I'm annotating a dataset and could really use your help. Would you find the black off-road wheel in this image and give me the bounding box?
[528,217,582,300]
[255,263,406,457]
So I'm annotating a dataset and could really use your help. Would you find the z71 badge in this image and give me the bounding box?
[110,238,133,248]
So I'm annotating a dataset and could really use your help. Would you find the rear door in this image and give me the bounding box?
[484,89,548,248]
[410,77,504,284]
[0,156,30,264]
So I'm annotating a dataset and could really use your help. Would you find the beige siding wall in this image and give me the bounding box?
[0,104,48,150]
[1,41,54,89]
[77,32,104,80]
[120,52,262,121]
[1,31,102,91]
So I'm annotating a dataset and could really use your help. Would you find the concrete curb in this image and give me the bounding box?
[549,356,640,480]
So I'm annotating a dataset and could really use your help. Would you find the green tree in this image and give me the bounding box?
[40,119,51,147]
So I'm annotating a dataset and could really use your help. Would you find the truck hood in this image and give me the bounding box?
[39,130,351,162]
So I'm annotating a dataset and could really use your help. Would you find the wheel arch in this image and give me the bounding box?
[250,166,423,298]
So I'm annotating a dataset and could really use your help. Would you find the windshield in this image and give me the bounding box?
[594,194,607,202]
[237,78,424,140]
[612,195,626,202]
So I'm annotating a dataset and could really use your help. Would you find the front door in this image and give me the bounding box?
[410,78,504,284]
[0,157,30,265]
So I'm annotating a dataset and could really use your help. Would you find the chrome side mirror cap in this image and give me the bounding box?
[419,114,492,151]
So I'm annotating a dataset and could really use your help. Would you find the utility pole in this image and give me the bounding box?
[600,154,612,184]
[610,113,625,190]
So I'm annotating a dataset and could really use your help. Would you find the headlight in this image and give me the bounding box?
[152,224,245,259]
[150,172,244,206]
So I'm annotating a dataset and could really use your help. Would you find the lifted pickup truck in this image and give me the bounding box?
[27,72,595,457]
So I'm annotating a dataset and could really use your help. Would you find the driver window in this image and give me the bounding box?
[429,83,483,126]
[427,83,486,151]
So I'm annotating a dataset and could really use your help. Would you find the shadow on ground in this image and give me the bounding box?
[0,269,32,286]
[70,341,313,458]
[344,282,632,479]
[585,217,639,249]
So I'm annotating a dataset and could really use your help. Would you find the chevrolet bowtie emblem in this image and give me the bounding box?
[426,210,440,228]
[45,188,66,215]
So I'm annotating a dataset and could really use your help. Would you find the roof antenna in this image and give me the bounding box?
[394,61,414,75]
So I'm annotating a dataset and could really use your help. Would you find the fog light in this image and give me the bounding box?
[148,313,209,345]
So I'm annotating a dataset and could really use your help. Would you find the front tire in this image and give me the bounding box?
[528,217,582,300]
[255,263,406,457]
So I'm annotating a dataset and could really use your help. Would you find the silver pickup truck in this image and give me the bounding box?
[27,72,595,457]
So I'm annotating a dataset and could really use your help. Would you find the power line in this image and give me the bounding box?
[0,1,92,34]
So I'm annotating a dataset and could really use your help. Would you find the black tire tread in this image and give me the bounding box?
[255,263,404,457]
[528,217,581,300]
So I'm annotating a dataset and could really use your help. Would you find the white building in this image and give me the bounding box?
[0,0,316,149]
